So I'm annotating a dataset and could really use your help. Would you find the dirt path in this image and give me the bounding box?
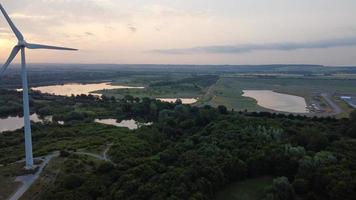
[8,152,59,200]
[198,78,219,105]
[74,152,106,160]
[321,93,342,115]
[74,143,113,163]
[103,144,113,162]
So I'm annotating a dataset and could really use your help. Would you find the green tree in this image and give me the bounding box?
[217,105,228,114]
[271,177,296,200]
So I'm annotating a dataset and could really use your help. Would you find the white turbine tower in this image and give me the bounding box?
[0,4,77,169]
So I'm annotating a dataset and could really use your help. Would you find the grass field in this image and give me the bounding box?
[98,75,356,116]
[333,96,355,118]
[18,157,65,200]
[0,162,28,200]
[0,176,20,200]
[99,85,203,99]
[198,78,261,111]
[19,155,106,200]
[215,176,273,200]
[98,74,217,100]
[201,76,356,114]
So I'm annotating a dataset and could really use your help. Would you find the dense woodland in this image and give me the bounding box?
[1,89,356,200]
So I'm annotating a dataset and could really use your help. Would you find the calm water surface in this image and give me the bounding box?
[0,114,52,133]
[242,90,309,113]
[94,119,152,130]
[157,98,197,104]
[23,82,144,97]
[0,116,147,132]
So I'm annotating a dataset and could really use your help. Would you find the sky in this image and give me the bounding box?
[0,0,356,65]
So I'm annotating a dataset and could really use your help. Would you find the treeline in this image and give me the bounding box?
[0,89,28,117]
[149,75,218,88]
[1,90,355,199]
[34,95,356,200]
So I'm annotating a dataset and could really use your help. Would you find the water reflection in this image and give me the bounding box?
[242,90,309,113]
[0,114,151,133]
[0,114,53,133]
[19,82,144,97]
[157,98,197,104]
[94,119,152,130]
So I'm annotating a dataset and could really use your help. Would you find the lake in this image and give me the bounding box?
[21,82,144,97]
[0,115,147,133]
[94,119,152,130]
[242,90,309,113]
[0,114,53,133]
[157,98,197,104]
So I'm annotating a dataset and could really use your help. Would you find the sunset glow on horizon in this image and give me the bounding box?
[1,0,356,65]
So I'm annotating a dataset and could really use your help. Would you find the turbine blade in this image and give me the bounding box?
[26,43,78,51]
[0,4,24,41]
[0,46,20,76]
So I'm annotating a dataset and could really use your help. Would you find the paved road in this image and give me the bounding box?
[8,152,59,200]
[321,93,342,115]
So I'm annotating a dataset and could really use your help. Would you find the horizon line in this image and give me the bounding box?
[5,62,356,67]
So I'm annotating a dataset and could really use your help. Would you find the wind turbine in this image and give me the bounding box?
[0,4,77,169]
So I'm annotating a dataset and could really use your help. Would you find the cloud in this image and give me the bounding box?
[151,36,356,54]
[0,27,10,33]
[10,13,49,20]
[127,24,137,33]
[0,27,12,37]
[85,32,94,36]
[142,4,210,18]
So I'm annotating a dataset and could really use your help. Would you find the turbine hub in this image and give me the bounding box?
[17,40,27,47]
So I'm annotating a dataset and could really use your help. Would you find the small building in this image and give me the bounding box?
[340,95,356,108]
[349,103,356,108]
[340,96,352,100]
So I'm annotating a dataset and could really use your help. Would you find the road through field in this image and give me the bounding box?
[321,93,342,115]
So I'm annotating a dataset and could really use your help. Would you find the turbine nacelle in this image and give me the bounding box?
[18,40,28,47]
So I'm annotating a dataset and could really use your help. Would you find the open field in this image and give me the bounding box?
[1,64,356,119]
[18,154,108,200]
[200,76,356,116]
[18,157,65,200]
[99,85,202,99]
[0,176,20,200]
[98,73,356,117]
[0,162,34,200]
[98,75,218,100]
[332,96,355,118]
